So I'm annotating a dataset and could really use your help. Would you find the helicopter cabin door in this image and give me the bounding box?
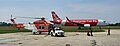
[38,26,48,32]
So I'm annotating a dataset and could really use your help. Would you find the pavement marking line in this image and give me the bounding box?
[0,38,16,41]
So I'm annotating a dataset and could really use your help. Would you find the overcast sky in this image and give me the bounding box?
[0,0,120,24]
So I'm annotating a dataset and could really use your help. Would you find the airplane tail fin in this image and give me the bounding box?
[10,18,16,24]
[51,11,61,20]
[10,14,16,24]
[66,17,71,22]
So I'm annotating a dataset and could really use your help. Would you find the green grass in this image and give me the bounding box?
[0,26,31,34]
[60,26,105,32]
[0,30,31,34]
[0,26,120,34]
[91,26,120,29]
[63,29,105,32]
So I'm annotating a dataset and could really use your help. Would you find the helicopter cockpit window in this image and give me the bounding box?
[42,26,45,29]
[38,26,45,29]
[39,26,41,29]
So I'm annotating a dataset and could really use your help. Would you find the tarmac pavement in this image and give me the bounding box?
[0,29,120,46]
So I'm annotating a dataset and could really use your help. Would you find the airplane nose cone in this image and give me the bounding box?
[98,19,109,26]
[106,22,110,25]
[104,22,109,25]
[103,21,110,25]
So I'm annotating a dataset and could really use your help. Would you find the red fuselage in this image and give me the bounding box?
[50,11,108,26]
[50,19,108,26]
[65,19,98,26]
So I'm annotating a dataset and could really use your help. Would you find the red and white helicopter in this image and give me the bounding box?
[50,11,109,29]
[10,15,51,34]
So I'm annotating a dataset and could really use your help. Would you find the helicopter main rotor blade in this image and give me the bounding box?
[16,16,45,19]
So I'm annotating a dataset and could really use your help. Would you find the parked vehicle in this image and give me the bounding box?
[50,27,64,37]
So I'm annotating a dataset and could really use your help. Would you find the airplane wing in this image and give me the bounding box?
[66,17,84,27]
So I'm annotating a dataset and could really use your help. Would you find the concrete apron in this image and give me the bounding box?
[0,38,18,41]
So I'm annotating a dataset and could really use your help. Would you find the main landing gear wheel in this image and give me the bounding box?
[33,32,36,35]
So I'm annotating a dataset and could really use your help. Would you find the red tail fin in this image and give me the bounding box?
[10,18,16,24]
[66,17,71,22]
[10,15,16,24]
[51,11,61,20]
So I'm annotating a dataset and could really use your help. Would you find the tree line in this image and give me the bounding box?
[0,22,120,26]
[109,23,120,26]
[0,22,11,26]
